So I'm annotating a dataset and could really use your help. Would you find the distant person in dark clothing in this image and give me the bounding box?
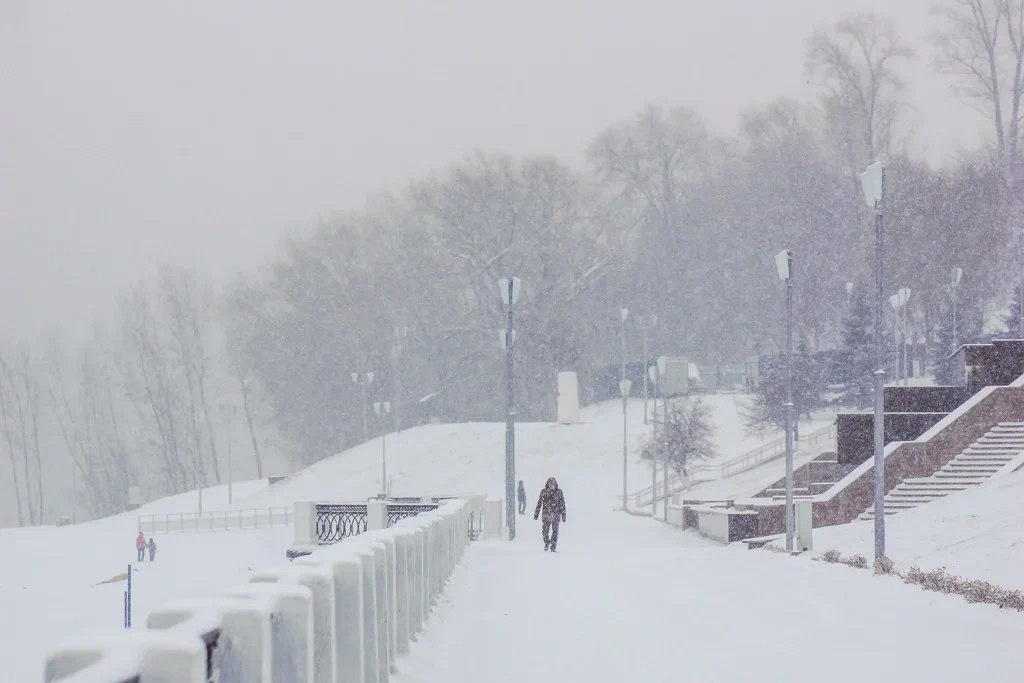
[517,480,527,515]
[534,477,566,552]
[136,531,146,562]
[148,537,156,561]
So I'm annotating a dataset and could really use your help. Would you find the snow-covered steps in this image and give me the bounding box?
[857,424,1024,521]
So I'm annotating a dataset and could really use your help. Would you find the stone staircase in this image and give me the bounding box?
[858,422,1024,521]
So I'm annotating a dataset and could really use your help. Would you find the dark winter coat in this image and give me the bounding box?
[534,478,566,523]
[517,483,526,502]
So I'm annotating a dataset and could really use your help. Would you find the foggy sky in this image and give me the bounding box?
[0,0,989,343]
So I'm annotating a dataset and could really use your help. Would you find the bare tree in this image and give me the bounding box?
[49,341,132,518]
[159,267,221,485]
[935,0,1024,173]
[0,358,26,526]
[807,13,913,168]
[0,351,45,524]
[120,288,191,492]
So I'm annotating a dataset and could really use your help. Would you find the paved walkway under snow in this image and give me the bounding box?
[394,505,1024,683]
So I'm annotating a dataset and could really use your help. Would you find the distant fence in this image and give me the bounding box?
[138,507,293,534]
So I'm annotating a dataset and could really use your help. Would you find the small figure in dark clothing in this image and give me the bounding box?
[517,480,527,515]
[534,477,566,551]
[136,531,146,562]
[148,537,157,562]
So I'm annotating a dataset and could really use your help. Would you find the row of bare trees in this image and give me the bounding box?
[225,9,1023,463]
[1,267,277,526]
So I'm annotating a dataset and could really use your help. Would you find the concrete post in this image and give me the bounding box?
[348,547,379,683]
[310,550,367,683]
[358,541,390,682]
[292,501,318,553]
[367,500,387,532]
[390,530,412,654]
[227,582,315,683]
[250,565,336,683]
[796,500,813,552]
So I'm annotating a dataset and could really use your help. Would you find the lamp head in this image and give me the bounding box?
[774,249,791,281]
[859,161,885,208]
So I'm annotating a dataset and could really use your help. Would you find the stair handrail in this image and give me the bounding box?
[624,422,837,508]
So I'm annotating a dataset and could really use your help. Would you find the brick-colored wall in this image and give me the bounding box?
[813,386,1024,528]
[744,386,1024,539]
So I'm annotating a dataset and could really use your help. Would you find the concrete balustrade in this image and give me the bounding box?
[46,496,483,683]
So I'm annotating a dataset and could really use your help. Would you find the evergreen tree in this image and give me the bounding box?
[793,336,826,421]
[746,343,825,432]
[931,300,984,385]
[833,288,874,408]
[1004,284,1024,339]
[932,308,958,385]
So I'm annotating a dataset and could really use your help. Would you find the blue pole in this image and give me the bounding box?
[127,564,132,628]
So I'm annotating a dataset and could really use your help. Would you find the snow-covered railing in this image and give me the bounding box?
[46,495,488,683]
[137,507,294,534]
[624,423,836,510]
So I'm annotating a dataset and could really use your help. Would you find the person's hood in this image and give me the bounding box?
[545,477,558,490]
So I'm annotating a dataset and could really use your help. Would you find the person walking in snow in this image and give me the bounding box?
[147,537,157,562]
[136,531,146,562]
[534,477,566,552]
[517,480,527,515]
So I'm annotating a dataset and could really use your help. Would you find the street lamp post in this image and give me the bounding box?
[658,356,669,520]
[860,160,887,561]
[647,363,659,516]
[639,315,657,424]
[620,307,630,512]
[373,401,392,496]
[775,249,795,551]
[650,357,670,521]
[499,276,521,541]
[351,372,375,443]
[889,288,912,386]
[219,403,238,505]
[392,326,408,433]
[951,267,962,350]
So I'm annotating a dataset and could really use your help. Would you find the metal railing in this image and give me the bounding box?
[386,503,439,527]
[624,423,837,509]
[315,503,368,543]
[138,506,293,534]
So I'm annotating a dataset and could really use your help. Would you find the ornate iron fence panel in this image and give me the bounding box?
[386,503,438,527]
[316,504,367,543]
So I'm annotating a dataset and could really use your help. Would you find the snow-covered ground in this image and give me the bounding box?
[0,481,289,681]
[3,396,1022,680]
[395,516,1024,683]
[808,468,1024,590]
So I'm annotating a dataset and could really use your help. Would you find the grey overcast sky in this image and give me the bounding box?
[0,0,989,343]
